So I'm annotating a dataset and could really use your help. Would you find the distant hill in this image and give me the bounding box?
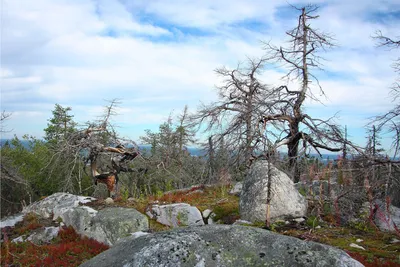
[1,139,339,161]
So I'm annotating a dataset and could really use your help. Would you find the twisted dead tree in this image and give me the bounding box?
[261,5,343,182]
[52,100,141,198]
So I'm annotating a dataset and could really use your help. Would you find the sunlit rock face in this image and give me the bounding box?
[79,225,363,267]
[240,160,307,223]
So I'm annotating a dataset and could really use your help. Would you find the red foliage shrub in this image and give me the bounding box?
[16,221,43,235]
[1,226,109,267]
[347,251,400,267]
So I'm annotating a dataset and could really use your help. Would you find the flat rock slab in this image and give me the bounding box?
[80,225,363,267]
[146,203,204,227]
[23,192,95,220]
[63,206,149,246]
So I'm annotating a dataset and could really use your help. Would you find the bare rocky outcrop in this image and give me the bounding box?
[20,193,149,246]
[22,192,95,220]
[79,224,363,267]
[240,161,307,223]
[62,206,149,246]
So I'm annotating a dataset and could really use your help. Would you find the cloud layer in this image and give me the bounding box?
[1,0,400,152]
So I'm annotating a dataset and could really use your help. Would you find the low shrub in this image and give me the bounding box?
[1,226,109,267]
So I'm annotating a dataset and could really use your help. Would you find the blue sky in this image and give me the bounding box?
[1,0,399,154]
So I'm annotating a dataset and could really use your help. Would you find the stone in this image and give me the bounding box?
[0,213,24,228]
[187,189,204,195]
[202,209,212,218]
[12,236,25,243]
[92,183,110,199]
[349,243,365,250]
[61,206,98,237]
[390,238,400,244]
[27,226,60,244]
[22,192,95,220]
[62,206,148,246]
[356,239,363,243]
[80,225,363,267]
[146,203,204,227]
[105,197,114,205]
[240,161,307,223]
[373,200,400,233]
[12,227,60,245]
[229,182,243,196]
[294,217,306,223]
[127,197,137,203]
[131,231,150,239]
[202,209,215,225]
[232,219,252,225]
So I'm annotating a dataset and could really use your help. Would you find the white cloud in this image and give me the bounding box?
[1,0,400,150]
[96,0,170,36]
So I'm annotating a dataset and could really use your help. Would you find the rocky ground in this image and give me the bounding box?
[1,184,400,266]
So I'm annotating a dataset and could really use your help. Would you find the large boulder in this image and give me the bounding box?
[79,225,363,267]
[240,161,307,223]
[22,192,95,220]
[372,200,400,233]
[62,206,149,246]
[146,203,204,227]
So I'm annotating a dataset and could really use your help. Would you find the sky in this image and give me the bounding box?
[1,0,400,154]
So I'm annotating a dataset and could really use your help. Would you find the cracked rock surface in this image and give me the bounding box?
[79,224,363,267]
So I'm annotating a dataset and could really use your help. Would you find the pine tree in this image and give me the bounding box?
[44,104,77,144]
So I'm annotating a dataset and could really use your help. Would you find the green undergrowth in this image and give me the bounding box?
[278,226,400,266]
[90,184,241,225]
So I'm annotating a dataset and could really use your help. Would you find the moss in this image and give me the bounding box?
[176,211,189,226]
[298,187,307,197]
[148,219,170,233]
[212,202,240,224]
[306,216,320,228]
[307,227,400,264]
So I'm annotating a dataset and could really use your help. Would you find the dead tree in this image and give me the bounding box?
[190,57,276,171]
[261,5,342,182]
[51,100,141,198]
[0,111,12,133]
[371,31,400,206]
[372,31,400,156]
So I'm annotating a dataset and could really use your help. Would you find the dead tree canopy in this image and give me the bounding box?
[372,31,400,156]
[261,5,343,182]
[190,57,275,169]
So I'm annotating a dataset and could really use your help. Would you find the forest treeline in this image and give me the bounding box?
[1,5,399,218]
